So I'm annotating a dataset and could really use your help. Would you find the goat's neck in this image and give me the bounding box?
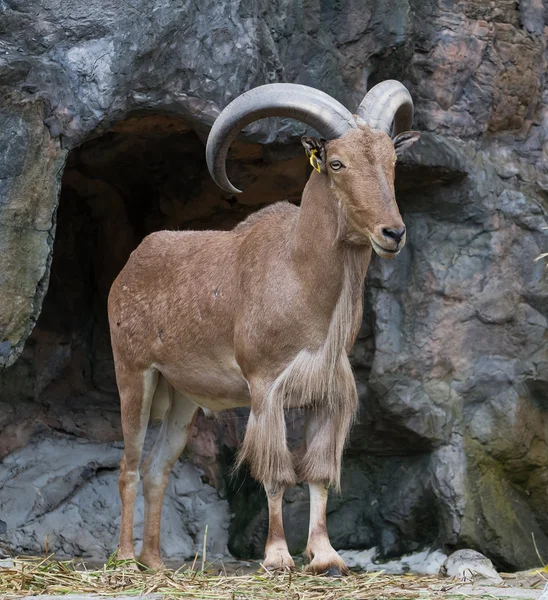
[293,172,372,352]
[294,172,371,282]
[295,173,340,254]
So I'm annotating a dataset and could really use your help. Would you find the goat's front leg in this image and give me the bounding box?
[263,484,295,570]
[300,409,351,576]
[306,482,348,575]
[236,379,297,570]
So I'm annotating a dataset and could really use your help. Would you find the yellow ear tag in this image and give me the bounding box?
[309,148,322,173]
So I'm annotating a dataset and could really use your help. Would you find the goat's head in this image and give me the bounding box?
[206,81,420,258]
[301,127,419,255]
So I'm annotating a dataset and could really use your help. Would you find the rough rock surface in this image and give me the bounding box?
[0,0,548,571]
[0,434,229,560]
[340,547,448,575]
[442,549,503,584]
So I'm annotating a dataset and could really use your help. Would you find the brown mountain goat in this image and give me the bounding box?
[108,81,420,575]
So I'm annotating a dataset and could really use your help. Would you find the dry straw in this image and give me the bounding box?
[0,556,466,599]
[1,555,548,599]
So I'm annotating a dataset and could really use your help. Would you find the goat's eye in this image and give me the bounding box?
[330,160,344,171]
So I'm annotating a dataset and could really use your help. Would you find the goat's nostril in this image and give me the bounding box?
[382,227,406,244]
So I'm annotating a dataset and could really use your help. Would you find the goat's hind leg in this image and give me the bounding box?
[139,385,199,570]
[116,365,158,564]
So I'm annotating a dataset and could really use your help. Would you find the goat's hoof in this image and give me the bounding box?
[138,553,166,572]
[263,548,295,572]
[305,552,349,577]
[306,563,349,577]
[112,548,139,570]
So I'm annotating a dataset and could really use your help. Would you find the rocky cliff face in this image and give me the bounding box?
[0,0,547,571]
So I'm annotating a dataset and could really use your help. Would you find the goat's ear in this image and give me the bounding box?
[301,136,326,173]
[393,131,420,157]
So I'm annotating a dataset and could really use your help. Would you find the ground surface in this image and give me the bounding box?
[1,558,547,600]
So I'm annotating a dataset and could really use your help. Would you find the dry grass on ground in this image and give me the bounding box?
[0,557,547,600]
[0,556,465,599]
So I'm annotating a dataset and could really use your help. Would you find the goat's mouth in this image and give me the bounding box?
[371,238,402,259]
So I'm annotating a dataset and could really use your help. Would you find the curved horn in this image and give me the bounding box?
[206,83,358,193]
[356,80,414,136]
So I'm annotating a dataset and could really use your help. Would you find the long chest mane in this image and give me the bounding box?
[274,244,369,410]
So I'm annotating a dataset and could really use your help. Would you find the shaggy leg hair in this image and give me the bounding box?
[235,382,297,487]
[297,371,358,491]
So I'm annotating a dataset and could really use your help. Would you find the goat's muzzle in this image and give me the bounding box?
[371,224,406,258]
